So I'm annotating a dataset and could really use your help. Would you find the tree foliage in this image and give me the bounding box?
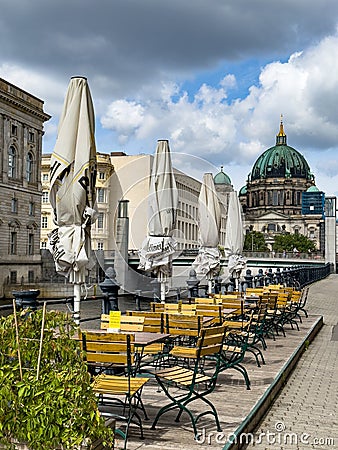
[0,309,114,450]
[272,233,316,253]
[244,231,269,252]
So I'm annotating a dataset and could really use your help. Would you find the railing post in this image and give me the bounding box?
[214,275,222,294]
[243,269,253,290]
[134,290,142,311]
[12,289,40,311]
[99,266,120,313]
[186,269,200,303]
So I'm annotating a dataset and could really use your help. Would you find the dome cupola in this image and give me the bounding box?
[214,166,231,185]
[250,116,313,182]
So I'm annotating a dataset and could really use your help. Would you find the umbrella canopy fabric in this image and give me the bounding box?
[138,140,178,276]
[192,173,221,277]
[224,191,246,279]
[48,77,97,284]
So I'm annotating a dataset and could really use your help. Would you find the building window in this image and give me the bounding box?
[29,202,35,216]
[97,188,106,203]
[42,191,49,203]
[272,191,278,206]
[42,173,49,182]
[97,212,104,229]
[99,172,105,180]
[28,233,34,255]
[41,216,48,229]
[11,198,18,213]
[41,241,47,249]
[28,131,35,143]
[8,146,16,178]
[10,232,17,254]
[267,191,272,205]
[10,271,17,284]
[28,270,34,283]
[26,152,33,182]
[97,242,104,250]
[11,124,17,136]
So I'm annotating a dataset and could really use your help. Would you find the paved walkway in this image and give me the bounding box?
[245,275,338,450]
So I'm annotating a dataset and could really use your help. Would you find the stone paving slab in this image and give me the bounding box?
[70,298,322,450]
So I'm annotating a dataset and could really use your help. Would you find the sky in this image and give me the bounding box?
[2,0,338,195]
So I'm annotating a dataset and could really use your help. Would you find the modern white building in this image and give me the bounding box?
[40,151,231,291]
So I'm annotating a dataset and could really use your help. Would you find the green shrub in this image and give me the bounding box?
[0,308,114,450]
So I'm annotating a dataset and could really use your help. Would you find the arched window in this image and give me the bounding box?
[26,152,33,182]
[8,146,16,178]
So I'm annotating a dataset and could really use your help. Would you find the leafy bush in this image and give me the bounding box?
[0,308,114,450]
[272,233,316,253]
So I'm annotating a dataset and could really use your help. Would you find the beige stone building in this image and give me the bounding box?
[0,77,50,296]
[41,152,230,248]
[41,152,115,251]
[40,152,230,281]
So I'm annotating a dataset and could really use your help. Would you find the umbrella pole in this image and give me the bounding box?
[207,272,213,295]
[208,279,213,295]
[73,283,81,325]
[158,272,166,303]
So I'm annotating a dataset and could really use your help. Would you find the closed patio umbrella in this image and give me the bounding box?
[192,173,221,293]
[48,76,97,323]
[138,140,178,302]
[224,191,246,290]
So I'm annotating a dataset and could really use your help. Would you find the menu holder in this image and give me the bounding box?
[107,311,121,332]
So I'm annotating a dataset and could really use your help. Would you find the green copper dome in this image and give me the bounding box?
[250,120,313,182]
[214,166,231,185]
[306,185,319,192]
[239,185,247,196]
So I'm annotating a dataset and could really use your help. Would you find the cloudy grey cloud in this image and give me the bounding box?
[2,0,338,195]
[1,0,338,98]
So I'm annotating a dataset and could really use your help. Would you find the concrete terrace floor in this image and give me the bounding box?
[57,277,334,450]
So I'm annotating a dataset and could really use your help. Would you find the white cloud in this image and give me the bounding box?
[101,100,145,144]
[2,2,338,195]
[97,32,338,195]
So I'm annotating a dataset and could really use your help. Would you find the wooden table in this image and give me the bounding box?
[133,332,170,347]
[80,328,170,347]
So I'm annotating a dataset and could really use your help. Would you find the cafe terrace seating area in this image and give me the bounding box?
[77,284,321,450]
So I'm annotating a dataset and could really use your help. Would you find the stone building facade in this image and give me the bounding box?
[0,78,50,296]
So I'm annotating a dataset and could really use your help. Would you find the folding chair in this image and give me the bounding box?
[195,303,223,325]
[276,292,300,331]
[288,288,308,322]
[126,311,167,368]
[151,326,227,437]
[194,297,217,305]
[232,304,268,367]
[100,314,145,332]
[219,323,251,390]
[165,313,202,347]
[81,331,150,449]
